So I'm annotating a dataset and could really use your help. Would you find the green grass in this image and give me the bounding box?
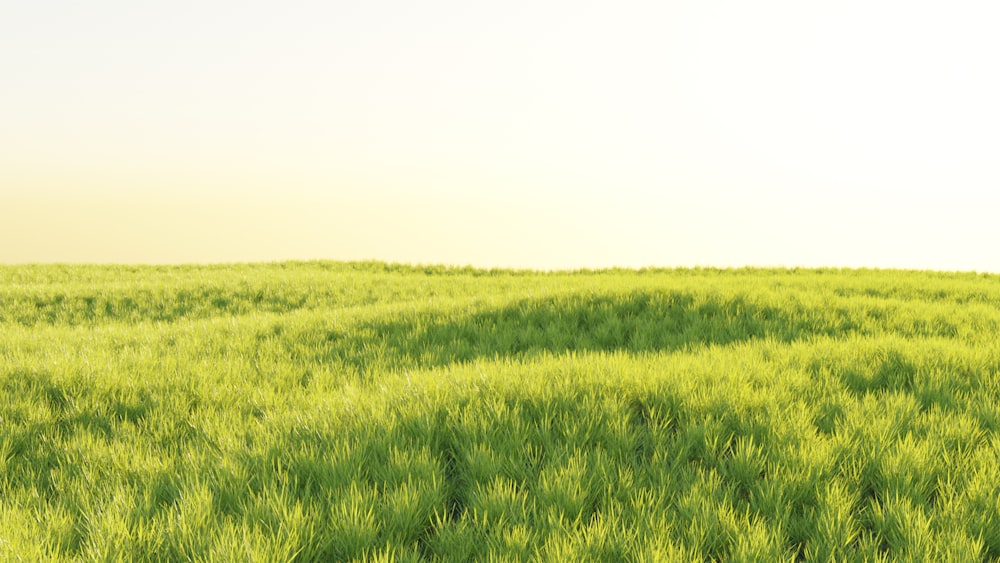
[2,261,1000,561]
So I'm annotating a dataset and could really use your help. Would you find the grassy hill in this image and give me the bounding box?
[2,262,999,561]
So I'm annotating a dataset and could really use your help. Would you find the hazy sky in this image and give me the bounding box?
[3,1,999,270]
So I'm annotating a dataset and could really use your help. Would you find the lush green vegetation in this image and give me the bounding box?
[2,262,1000,561]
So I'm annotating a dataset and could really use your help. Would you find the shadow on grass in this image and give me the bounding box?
[323,291,860,374]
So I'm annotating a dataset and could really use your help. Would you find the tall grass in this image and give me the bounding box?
[1,262,999,560]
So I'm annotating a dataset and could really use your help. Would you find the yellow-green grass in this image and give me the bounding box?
[2,262,999,561]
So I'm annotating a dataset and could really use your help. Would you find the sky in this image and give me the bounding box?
[3,0,999,270]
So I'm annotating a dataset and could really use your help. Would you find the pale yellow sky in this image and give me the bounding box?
[3,1,999,270]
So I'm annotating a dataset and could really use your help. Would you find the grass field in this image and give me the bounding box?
[2,262,999,561]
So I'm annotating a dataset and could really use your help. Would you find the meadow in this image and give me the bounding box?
[1,261,999,561]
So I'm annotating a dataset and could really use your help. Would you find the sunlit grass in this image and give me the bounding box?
[2,262,999,560]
